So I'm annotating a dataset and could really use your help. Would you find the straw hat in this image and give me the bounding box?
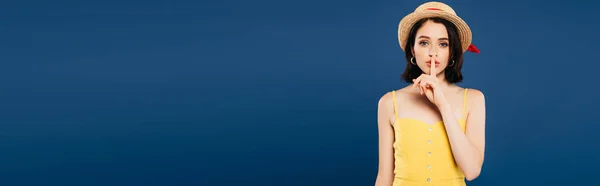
[398,1,479,53]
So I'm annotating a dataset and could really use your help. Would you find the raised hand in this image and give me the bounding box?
[412,55,446,106]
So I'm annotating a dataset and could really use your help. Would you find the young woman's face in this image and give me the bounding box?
[412,20,451,76]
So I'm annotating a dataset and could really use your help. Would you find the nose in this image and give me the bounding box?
[429,47,438,57]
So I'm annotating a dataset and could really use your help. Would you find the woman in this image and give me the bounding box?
[375,2,486,186]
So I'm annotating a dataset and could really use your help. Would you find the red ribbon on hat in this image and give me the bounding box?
[467,44,480,54]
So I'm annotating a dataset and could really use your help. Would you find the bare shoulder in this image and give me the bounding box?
[464,88,486,127]
[377,87,412,115]
[394,85,418,100]
[466,88,486,104]
[397,84,417,94]
[376,91,396,127]
[377,91,395,111]
[379,86,415,104]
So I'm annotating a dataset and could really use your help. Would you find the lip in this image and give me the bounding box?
[426,61,440,67]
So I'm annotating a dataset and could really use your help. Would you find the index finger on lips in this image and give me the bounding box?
[430,55,436,76]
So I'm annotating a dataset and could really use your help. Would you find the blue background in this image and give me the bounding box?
[1,0,599,185]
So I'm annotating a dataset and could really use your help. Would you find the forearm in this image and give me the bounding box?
[374,174,393,186]
[437,102,483,180]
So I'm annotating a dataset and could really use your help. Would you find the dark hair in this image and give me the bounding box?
[401,17,464,83]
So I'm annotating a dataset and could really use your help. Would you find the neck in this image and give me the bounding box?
[435,72,452,90]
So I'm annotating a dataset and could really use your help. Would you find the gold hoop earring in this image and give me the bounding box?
[449,60,455,66]
[410,57,416,65]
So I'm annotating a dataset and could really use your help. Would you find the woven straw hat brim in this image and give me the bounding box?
[398,11,472,53]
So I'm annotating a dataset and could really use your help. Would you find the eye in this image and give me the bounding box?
[440,42,449,47]
[419,41,429,46]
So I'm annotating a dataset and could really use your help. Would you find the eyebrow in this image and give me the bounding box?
[418,36,449,40]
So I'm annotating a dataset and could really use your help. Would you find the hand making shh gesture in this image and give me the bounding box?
[412,55,447,107]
